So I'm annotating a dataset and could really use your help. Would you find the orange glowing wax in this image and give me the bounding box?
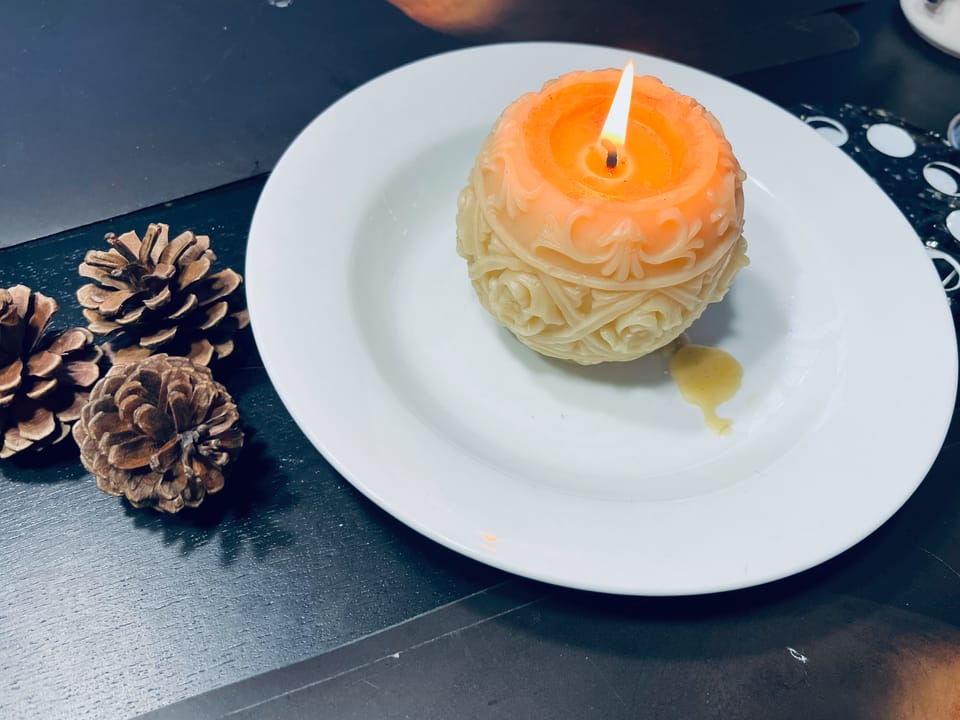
[527,68,717,199]
[477,66,743,288]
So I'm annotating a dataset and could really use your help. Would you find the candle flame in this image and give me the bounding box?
[600,60,635,148]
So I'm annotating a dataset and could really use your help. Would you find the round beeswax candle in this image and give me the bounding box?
[456,68,748,364]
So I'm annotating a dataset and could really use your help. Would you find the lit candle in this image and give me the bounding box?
[457,63,748,365]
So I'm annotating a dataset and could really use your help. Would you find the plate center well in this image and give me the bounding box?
[350,129,842,502]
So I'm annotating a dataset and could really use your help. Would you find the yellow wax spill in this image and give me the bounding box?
[668,344,743,435]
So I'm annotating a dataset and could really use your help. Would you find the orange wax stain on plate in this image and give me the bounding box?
[668,343,743,435]
[480,532,498,552]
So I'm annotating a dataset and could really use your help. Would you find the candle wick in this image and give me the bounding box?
[601,138,618,169]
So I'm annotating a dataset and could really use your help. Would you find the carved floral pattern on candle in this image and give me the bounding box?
[478,116,743,290]
[458,181,748,364]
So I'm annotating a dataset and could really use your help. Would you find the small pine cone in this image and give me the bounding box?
[0,285,103,458]
[73,353,243,512]
[77,223,250,367]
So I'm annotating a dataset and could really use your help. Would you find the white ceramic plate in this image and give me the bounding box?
[901,0,960,58]
[246,42,957,595]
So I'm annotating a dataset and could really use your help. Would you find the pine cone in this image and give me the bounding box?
[77,223,249,366]
[0,285,103,458]
[73,353,243,512]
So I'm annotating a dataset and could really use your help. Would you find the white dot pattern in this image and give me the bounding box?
[947,210,960,242]
[924,162,960,196]
[866,123,917,158]
[949,113,960,150]
[803,116,849,147]
[794,103,960,310]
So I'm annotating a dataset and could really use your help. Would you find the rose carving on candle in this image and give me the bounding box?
[456,62,748,364]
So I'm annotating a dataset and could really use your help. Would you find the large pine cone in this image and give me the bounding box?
[0,285,103,458]
[73,353,243,512]
[77,223,249,366]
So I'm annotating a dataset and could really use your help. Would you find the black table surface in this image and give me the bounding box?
[3,2,960,719]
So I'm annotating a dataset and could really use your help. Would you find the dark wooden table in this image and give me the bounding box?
[2,2,960,719]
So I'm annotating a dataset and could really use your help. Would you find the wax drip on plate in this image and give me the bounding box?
[664,335,743,435]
